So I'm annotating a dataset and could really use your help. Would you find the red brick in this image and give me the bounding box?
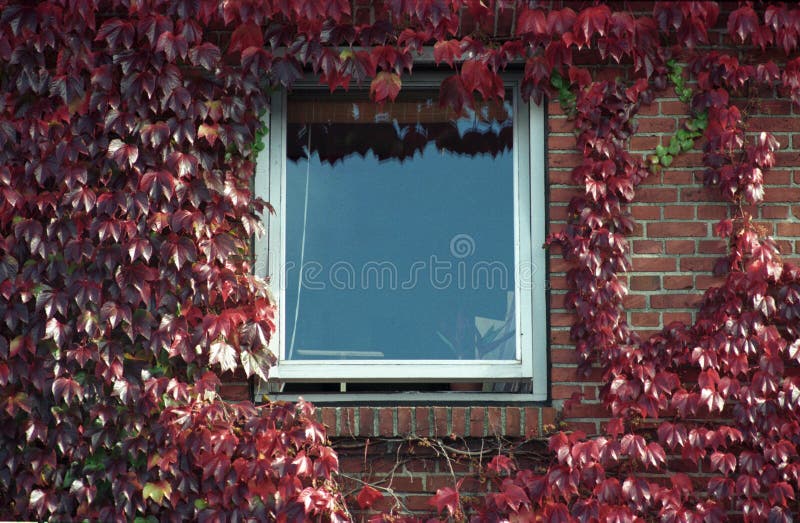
[322,408,337,433]
[697,205,729,219]
[549,152,582,167]
[504,407,521,437]
[761,205,789,219]
[550,312,575,326]
[469,407,486,437]
[696,274,725,290]
[636,117,676,133]
[631,312,660,327]
[632,240,663,254]
[665,239,695,254]
[777,222,800,236]
[637,187,678,202]
[623,294,647,308]
[415,407,431,437]
[398,407,412,435]
[378,408,394,436]
[660,100,689,114]
[548,118,573,133]
[548,135,577,149]
[680,257,715,272]
[550,348,579,364]
[340,407,356,436]
[680,186,717,202]
[670,151,703,167]
[563,402,610,418]
[630,275,660,290]
[525,407,541,437]
[664,205,695,219]
[634,257,677,271]
[630,135,660,150]
[648,222,708,237]
[663,275,693,290]
[487,407,502,436]
[552,384,583,400]
[698,240,727,254]
[661,169,696,185]
[748,116,800,132]
[631,206,661,220]
[650,293,700,309]
[662,312,694,324]
[540,407,555,430]
[757,99,793,114]
[551,366,603,382]
[568,421,602,435]
[764,187,800,202]
[451,407,467,436]
[359,407,374,436]
[433,407,448,437]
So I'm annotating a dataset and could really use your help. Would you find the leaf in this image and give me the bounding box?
[369,72,401,103]
[429,483,461,516]
[52,377,83,404]
[107,139,138,169]
[433,39,461,67]
[209,339,238,372]
[228,22,263,54]
[356,485,383,509]
[142,481,172,505]
[574,5,611,45]
[517,8,547,37]
[155,31,188,61]
[439,74,473,115]
[189,42,221,69]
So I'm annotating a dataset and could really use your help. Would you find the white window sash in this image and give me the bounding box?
[253,74,547,401]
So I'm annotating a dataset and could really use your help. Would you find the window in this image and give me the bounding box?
[253,73,547,401]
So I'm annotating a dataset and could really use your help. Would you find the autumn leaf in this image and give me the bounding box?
[370,71,401,103]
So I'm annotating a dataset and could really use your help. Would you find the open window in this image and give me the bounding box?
[253,73,547,402]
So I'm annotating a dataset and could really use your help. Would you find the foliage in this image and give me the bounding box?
[2,0,800,521]
[0,0,345,520]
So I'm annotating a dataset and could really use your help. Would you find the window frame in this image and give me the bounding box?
[253,72,548,402]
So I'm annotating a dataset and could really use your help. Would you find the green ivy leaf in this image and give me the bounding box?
[143,481,172,505]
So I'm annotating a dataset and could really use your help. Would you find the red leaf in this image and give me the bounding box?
[433,39,461,67]
[369,71,401,103]
[516,8,547,37]
[52,377,83,404]
[574,5,611,45]
[439,74,473,115]
[189,42,221,69]
[107,139,138,168]
[228,22,264,55]
[356,485,383,509]
[429,480,462,516]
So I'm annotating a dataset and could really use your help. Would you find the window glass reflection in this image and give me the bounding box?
[285,90,516,361]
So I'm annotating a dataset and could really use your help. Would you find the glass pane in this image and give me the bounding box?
[284,89,516,361]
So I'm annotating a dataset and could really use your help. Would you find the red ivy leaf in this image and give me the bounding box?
[356,485,383,509]
[439,74,473,115]
[369,71,401,103]
[433,39,461,67]
[228,22,264,55]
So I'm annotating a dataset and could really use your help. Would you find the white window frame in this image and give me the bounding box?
[253,72,547,402]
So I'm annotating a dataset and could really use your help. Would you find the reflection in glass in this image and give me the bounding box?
[285,90,516,361]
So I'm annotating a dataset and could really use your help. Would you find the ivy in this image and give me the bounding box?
[1,1,800,521]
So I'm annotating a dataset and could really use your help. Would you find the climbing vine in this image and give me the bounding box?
[1,0,800,521]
